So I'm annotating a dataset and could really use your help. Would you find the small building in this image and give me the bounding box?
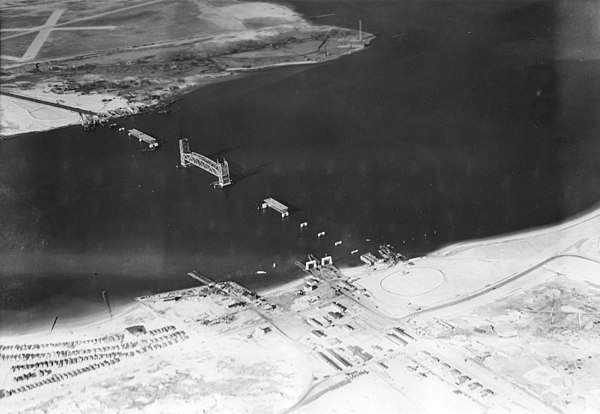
[306,277,320,286]
[347,345,373,362]
[317,352,342,371]
[327,349,352,368]
[385,333,408,346]
[306,318,323,328]
[327,337,341,346]
[468,382,483,391]
[304,284,318,293]
[332,302,347,313]
[328,311,344,320]
[481,389,494,398]
[227,301,245,309]
[125,325,147,336]
[257,326,272,335]
[392,327,415,341]
[337,280,356,291]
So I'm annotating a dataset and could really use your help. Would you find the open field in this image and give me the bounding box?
[353,208,600,319]
[442,258,600,413]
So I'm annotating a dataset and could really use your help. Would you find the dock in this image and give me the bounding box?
[261,198,289,217]
[360,252,380,266]
[187,271,214,286]
[128,129,159,149]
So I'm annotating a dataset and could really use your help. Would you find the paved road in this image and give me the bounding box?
[0,90,96,116]
[402,254,600,323]
[22,10,64,61]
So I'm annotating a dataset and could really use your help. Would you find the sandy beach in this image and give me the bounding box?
[0,91,137,137]
[4,204,596,339]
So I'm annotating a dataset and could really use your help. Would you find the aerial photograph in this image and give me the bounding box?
[0,0,599,412]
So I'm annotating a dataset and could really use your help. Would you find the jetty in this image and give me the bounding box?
[187,271,214,285]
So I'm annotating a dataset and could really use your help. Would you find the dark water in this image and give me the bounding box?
[1,0,599,333]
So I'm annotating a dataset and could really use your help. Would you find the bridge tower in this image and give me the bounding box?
[179,138,232,188]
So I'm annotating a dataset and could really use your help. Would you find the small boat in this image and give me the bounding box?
[256,270,267,275]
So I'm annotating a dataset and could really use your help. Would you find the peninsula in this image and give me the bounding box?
[0,0,372,137]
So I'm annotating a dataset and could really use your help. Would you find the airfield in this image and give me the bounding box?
[2,0,600,412]
[0,0,370,137]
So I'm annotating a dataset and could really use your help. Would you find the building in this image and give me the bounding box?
[227,301,245,309]
[327,311,344,320]
[332,302,347,313]
[125,325,147,336]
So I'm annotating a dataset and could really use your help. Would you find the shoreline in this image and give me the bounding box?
[0,32,372,140]
[0,54,324,139]
[0,0,373,140]
[431,202,600,258]
[1,205,598,338]
[0,302,143,342]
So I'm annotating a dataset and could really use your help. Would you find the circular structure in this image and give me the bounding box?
[380,268,445,297]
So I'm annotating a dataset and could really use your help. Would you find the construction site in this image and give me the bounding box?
[2,0,600,412]
[1,208,600,412]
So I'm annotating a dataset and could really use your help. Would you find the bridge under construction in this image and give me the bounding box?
[128,129,158,149]
[261,198,289,217]
[179,138,232,188]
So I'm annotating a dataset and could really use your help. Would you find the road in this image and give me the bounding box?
[0,90,96,116]
[402,254,600,324]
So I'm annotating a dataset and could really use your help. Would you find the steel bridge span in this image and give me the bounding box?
[179,138,232,188]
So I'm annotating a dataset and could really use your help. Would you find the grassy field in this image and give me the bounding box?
[1,1,228,62]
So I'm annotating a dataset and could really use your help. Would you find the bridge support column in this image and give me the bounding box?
[179,138,192,168]
[214,161,231,188]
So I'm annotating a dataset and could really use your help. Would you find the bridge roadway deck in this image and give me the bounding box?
[128,129,158,145]
[263,198,289,216]
[0,89,97,116]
